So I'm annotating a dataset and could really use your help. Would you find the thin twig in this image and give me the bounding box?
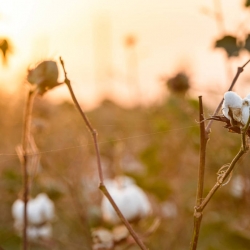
[21,88,38,250]
[59,57,148,250]
[205,59,250,133]
[190,96,208,250]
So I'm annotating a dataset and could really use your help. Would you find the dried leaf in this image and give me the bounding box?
[27,61,61,95]
[214,35,241,57]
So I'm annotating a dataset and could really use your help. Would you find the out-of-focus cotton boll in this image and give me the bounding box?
[161,201,178,219]
[12,193,55,240]
[27,60,59,95]
[12,193,55,225]
[92,228,114,250]
[12,199,24,224]
[222,91,242,123]
[101,176,151,224]
[26,224,52,241]
[35,193,55,222]
[27,226,38,240]
[230,175,245,198]
[37,224,52,239]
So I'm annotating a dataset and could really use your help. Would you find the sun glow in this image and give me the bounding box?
[0,0,247,109]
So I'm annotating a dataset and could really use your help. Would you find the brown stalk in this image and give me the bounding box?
[59,57,148,250]
[190,96,208,250]
[21,88,38,250]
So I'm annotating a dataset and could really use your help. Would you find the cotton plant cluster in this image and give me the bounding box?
[12,193,55,241]
[222,91,250,127]
[101,176,152,224]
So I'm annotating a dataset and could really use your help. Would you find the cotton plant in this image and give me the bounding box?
[12,193,55,241]
[190,58,250,250]
[210,91,250,135]
[101,176,152,224]
[19,59,65,249]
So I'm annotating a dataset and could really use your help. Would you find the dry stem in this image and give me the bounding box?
[190,96,208,250]
[21,88,38,250]
[59,57,148,250]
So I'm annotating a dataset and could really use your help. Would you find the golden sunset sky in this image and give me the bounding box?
[0,0,250,109]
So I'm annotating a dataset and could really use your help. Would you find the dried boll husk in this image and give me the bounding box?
[27,60,60,95]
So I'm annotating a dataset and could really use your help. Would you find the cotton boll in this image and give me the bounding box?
[26,224,52,241]
[230,175,245,198]
[101,176,151,224]
[161,201,178,218]
[92,228,114,250]
[27,193,54,224]
[223,91,242,109]
[37,224,52,239]
[222,91,242,123]
[12,197,46,225]
[27,61,58,85]
[35,193,55,222]
[12,199,24,224]
[27,226,39,240]
[241,97,250,125]
[27,198,45,225]
[27,60,59,95]
[12,193,55,228]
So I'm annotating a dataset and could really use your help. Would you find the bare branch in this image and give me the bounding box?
[60,57,148,250]
[21,88,38,250]
[190,96,208,250]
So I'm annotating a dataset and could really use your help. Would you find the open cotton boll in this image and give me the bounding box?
[241,97,250,125]
[230,175,245,198]
[12,193,55,226]
[222,91,243,123]
[37,224,52,239]
[26,224,52,241]
[12,198,45,225]
[101,176,151,224]
[12,199,24,224]
[28,194,55,224]
[27,198,45,225]
[35,193,55,222]
[27,226,39,240]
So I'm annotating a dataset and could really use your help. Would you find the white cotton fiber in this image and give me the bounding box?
[222,91,243,122]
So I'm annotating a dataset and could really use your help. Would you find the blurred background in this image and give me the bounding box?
[1,0,250,249]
